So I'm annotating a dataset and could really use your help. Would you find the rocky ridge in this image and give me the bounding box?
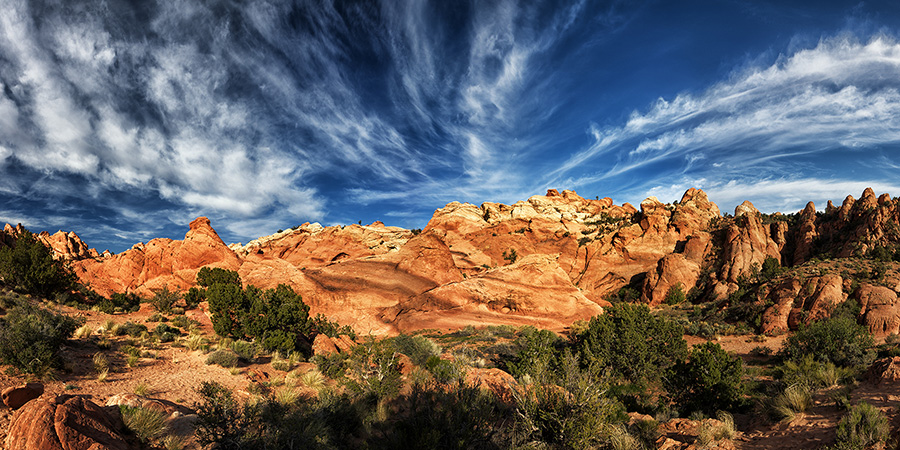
[11,188,900,336]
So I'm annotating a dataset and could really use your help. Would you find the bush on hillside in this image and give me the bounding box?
[98,292,142,314]
[201,268,313,355]
[575,303,688,385]
[0,303,83,375]
[506,327,564,382]
[0,230,76,298]
[666,342,745,415]
[150,286,180,313]
[779,316,875,368]
[197,267,241,287]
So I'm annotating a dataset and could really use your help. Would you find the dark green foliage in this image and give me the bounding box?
[115,321,148,337]
[605,285,640,303]
[664,283,685,305]
[310,313,356,339]
[667,342,744,415]
[183,287,204,310]
[0,230,76,298]
[197,266,241,287]
[393,334,441,366]
[506,327,563,381]
[760,256,785,280]
[502,248,518,264]
[575,304,688,385]
[98,292,142,314]
[201,269,313,355]
[206,349,239,368]
[150,286,179,313]
[154,323,181,341]
[833,402,889,449]
[313,352,349,379]
[779,316,875,367]
[0,303,82,375]
[243,284,311,354]
[207,282,250,339]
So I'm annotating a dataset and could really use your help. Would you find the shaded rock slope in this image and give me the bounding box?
[10,188,900,336]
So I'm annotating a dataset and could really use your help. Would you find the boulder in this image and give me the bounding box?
[2,382,44,410]
[104,394,173,415]
[868,357,900,386]
[857,284,900,338]
[6,395,128,450]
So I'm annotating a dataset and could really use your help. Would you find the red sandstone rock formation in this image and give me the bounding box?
[6,395,128,450]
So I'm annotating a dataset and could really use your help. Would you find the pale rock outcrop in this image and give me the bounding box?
[718,201,782,288]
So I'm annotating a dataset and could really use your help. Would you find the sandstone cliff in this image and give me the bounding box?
[14,187,900,336]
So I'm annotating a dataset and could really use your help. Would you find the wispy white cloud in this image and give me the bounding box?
[550,35,900,186]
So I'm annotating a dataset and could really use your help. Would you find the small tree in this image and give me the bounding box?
[151,286,179,313]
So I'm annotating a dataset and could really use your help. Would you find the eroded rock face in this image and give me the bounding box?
[6,395,128,450]
[719,201,783,286]
[73,216,241,297]
[760,275,845,334]
[857,284,900,338]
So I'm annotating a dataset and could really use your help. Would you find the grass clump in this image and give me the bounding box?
[771,384,812,423]
[121,405,167,443]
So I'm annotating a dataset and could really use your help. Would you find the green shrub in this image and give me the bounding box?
[98,292,142,314]
[151,286,180,313]
[779,316,875,368]
[667,342,744,415]
[203,270,313,355]
[206,349,239,368]
[194,381,261,449]
[510,352,626,450]
[0,229,76,298]
[575,304,688,385]
[183,287,205,310]
[197,267,242,287]
[373,380,503,449]
[506,327,563,382]
[664,283,685,305]
[393,334,441,366]
[344,338,402,400]
[310,313,356,339]
[0,303,82,375]
[313,352,348,379]
[776,354,853,390]
[115,322,148,337]
[833,402,889,449]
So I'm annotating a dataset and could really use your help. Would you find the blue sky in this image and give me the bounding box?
[2,0,900,253]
